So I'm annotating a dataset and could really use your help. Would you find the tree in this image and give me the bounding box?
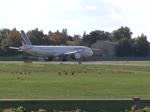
[0,29,11,55]
[47,31,68,45]
[116,38,132,57]
[133,34,149,57]
[27,28,47,45]
[111,26,133,41]
[82,30,110,46]
[62,29,68,36]
[1,29,21,55]
[0,29,10,43]
[73,35,84,46]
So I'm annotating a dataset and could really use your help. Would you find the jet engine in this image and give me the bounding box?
[70,53,81,60]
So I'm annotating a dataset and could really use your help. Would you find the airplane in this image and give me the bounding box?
[10,30,93,61]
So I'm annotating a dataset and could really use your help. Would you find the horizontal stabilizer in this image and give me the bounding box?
[9,47,19,50]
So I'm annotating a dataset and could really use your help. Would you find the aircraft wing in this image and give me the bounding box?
[54,50,83,57]
[64,50,83,55]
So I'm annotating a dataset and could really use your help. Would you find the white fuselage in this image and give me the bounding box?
[20,45,93,58]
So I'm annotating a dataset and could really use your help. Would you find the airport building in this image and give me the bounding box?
[91,40,116,57]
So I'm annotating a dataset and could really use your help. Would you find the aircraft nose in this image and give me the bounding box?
[86,48,93,56]
[90,49,93,56]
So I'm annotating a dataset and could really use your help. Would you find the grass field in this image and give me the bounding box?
[0,61,150,99]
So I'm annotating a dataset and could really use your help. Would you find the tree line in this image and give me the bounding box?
[0,26,149,57]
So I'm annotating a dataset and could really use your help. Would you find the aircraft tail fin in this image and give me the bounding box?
[20,30,32,46]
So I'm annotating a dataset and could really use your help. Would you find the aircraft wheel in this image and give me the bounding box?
[44,57,53,61]
[62,58,67,61]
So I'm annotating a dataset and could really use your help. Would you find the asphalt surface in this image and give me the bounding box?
[1,61,150,65]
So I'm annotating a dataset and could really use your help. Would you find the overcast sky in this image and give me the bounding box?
[0,0,150,40]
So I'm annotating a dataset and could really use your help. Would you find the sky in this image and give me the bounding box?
[0,0,150,40]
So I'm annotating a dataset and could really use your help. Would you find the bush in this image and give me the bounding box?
[125,105,150,112]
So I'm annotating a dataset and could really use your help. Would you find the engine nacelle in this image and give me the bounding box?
[70,53,81,60]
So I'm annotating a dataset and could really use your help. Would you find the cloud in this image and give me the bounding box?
[108,10,123,20]
[86,5,97,10]
[102,0,150,39]
[1,0,150,40]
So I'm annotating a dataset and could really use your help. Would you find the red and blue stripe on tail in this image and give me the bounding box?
[20,30,32,45]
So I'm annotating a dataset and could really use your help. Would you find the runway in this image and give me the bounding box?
[1,60,150,66]
[0,61,118,65]
[34,61,150,66]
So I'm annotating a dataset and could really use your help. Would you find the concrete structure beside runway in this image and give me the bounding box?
[91,40,116,57]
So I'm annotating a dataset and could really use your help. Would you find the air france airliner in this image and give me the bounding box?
[10,30,93,61]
